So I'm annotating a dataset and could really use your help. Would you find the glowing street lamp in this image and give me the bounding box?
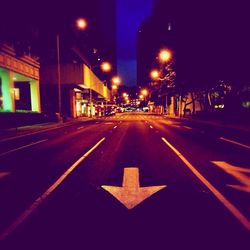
[112,76,121,85]
[141,89,148,107]
[57,18,88,122]
[150,70,160,80]
[76,18,88,30]
[159,49,172,63]
[141,89,148,96]
[101,62,112,72]
[88,61,112,117]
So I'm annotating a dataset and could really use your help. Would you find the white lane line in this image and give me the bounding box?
[149,125,154,129]
[219,137,250,150]
[113,126,117,129]
[0,137,106,241]
[77,126,84,130]
[0,139,48,157]
[161,137,250,231]
[0,172,11,179]
[171,125,181,128]
[0,126,65,143]
[183,126,192,130]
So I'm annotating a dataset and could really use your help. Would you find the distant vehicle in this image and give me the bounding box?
[143,107,149,112]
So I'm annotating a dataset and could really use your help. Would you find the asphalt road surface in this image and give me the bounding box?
[0,113,249,250]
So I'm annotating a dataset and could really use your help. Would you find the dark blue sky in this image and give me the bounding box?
[116,0,153,86]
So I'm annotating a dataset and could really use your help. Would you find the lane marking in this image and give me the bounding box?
[183,126,192,130]
[0,137,106,241]
[170,125,181,128]
[0,172,11,179]
[161,137,250,231]
[77,126,84,130]
[0,139,49,157]
[102,167,166,209]
[113,126,117,129]
[219,137,250,150]
[149,125,153,129]
[0,125,71,143]
[212,161,250,193]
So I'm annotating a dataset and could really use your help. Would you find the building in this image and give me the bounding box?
[40,63,110,118]
[137,0,177,88]
[0,43,40,113]
[136,0,178,115]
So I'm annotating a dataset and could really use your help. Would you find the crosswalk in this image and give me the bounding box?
[104,113,164,121]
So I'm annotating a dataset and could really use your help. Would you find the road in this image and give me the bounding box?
[0,113,249,249]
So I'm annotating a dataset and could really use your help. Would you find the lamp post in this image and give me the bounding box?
[111,76,121,104]
[56,17,87,122]
[89,62,112,117]
[56,34,62,122]
[141,89,148,106]
[150,48,173,114]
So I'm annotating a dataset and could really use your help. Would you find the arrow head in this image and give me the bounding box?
[102,185,166,209]
[102,168,166,209]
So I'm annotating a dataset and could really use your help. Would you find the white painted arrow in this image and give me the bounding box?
[212,161,250,193]
[102,168,166,209]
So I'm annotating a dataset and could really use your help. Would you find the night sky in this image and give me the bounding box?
[116,0,153,86]
[1,0,250,87]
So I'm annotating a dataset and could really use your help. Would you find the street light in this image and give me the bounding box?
[112,85,118,90]
[111,76,121,104]
[158,49,173,115]
[112,76,121,85]
[76,18,88,30]
[89,61,112,117]
[141,89,148,96]
[141,89,148,108]
[150,70,160,80]
[101,62,112,72]
[159,49,172,63]
[57,18,87,122]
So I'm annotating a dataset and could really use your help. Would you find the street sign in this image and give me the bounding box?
[102,167,166,209]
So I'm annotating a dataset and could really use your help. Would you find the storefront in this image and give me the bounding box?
[0,44,40,113]
[40,63,110,118]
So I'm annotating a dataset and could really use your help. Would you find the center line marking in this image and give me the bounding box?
[77,126,84,130]
[219,137,250,150]
[183,126,192,130]
[0,139,48,157]
[113,126,117,129]
[0,137,106,241]
[161,137,250,231]
[149,125,153,129]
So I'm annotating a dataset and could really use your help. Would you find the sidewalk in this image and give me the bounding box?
[0,116,94,142]
[163,115,250,133]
